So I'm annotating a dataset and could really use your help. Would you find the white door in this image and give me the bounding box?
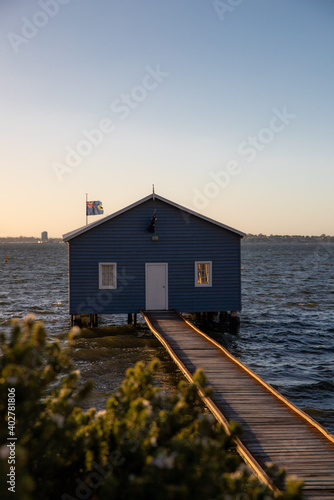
[145,263,168,310]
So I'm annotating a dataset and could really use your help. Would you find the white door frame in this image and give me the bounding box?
[145,263,168,310]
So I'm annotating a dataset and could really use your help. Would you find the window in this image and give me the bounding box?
[195,261,212,287]
[99,263,117,289]
[195,260,212,286]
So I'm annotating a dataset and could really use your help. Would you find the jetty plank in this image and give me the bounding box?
[142,310,334,500]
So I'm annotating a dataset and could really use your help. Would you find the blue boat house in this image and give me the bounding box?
[62,193,245,326]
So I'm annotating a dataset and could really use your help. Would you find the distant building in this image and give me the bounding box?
[41,231,48,242]
[63,193,245,324]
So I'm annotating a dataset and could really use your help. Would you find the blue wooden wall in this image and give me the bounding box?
[67,198,242,314]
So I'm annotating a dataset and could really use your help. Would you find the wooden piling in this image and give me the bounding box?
[219,311,228,323]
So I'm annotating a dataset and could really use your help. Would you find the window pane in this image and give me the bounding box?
[197,263,202,284]
[205,264,209,283]
[197,263,210,285]
[102,264,114,287]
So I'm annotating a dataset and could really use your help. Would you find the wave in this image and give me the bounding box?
[285,380,334,394]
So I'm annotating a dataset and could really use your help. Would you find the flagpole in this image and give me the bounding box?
[86,193,88,225]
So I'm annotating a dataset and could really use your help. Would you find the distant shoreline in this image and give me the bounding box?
[243,234,334,243]
[0,237,64,244]
[1,235,333,244]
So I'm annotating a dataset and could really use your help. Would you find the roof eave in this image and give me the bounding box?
[62,193,245,241]
[155,194,246,237]
[62,193,153,241]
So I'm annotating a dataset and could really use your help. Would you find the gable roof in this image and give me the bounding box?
[62,193,246,242]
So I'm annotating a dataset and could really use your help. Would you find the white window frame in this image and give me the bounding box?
[195,261,212,287]
[99,262,117,289]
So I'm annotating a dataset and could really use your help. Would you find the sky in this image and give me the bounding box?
[1,0,334,237]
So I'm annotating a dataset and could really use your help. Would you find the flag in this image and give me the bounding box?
[86,201,104,216]
[148,210,157,233]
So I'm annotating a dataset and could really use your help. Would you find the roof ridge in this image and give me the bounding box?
[62,193,245,241]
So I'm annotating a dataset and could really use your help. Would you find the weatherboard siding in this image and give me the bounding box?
[68,198,241,315]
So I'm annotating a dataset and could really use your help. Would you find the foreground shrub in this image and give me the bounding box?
[0,317,304,499]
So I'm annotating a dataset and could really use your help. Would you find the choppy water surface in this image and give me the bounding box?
[234,242,334,433]
[0,242,333,433]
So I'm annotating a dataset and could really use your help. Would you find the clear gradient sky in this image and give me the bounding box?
[1,0,333,237]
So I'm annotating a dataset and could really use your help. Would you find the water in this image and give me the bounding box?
[0,244,69,334]
[0,242,333,433]
[236,242,334,433]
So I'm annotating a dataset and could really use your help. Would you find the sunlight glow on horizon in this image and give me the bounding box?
[1,1,333,238]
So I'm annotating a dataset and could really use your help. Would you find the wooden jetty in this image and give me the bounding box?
[141,310,334,499]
